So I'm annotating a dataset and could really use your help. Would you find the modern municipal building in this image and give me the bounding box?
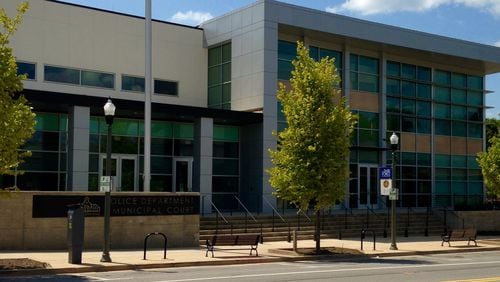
[3,0,500,214]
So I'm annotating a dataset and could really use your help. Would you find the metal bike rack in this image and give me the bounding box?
[143,232,167,260]
[360,229,376,251]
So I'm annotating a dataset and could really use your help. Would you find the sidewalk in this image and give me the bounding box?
[2,236,500,276]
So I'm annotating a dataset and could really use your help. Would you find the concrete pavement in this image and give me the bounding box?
[2,236,500,276]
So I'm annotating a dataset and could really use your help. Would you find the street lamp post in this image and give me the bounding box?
[390,132,399,250]
[101,99,115,262]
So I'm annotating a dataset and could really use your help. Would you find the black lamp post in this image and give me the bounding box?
[390,132,399,250]
[101,98,115,262]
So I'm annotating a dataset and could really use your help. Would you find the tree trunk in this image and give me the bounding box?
[315,209,321,253]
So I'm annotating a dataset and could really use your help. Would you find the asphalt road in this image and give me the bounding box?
[3,251,500,282]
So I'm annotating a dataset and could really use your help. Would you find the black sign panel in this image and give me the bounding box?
[32,195,199,218]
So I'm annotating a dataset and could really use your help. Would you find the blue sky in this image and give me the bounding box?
[57,0,500,118]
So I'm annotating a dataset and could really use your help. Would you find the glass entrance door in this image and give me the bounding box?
[358,165,378,208]
[173,158,192,192]
[100,155,137,191]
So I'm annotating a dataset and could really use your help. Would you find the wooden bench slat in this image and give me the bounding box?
[205,234,261,258]
[441,228,477,247]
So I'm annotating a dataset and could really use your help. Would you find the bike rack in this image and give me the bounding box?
[360,229,376,251]
[143,232,167,260]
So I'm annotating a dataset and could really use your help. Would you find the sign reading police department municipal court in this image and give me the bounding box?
[32,194,199,218]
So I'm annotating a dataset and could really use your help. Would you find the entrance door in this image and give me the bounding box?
[100,155,137,191]
[358,165,378,208]
[173,157,192,192]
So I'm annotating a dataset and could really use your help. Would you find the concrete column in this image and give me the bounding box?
[67,106,90,191]
[194,117,213,215]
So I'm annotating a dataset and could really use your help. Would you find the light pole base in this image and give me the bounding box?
[390,244,398,250]
[100,253,112,262]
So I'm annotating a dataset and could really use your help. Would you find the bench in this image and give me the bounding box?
[441,228,477,247]
[205,234,261,258]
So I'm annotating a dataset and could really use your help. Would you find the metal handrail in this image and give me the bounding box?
[436,204,466,234]
[234,196,257,222]
[208,199,232,235]
[263,197,291,242]
[377,196,389,238]
[364,205,377,229]
[298,209,312,221]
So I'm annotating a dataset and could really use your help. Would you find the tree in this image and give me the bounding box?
[477,135,500,196]
[0,2,35,191]
[485,116,500,148]
[268,42,356,252]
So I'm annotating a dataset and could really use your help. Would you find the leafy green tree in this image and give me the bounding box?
[477,135,500,196]
[268,42,355,252]
[0,2,35,192]
[485,116,500,148]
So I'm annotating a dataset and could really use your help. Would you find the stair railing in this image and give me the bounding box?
[234,196,263,242]
[208,199,233,235]
[263,196,291,242]
[297,209,311,231]
[339,202,353,240]
[364,205,377,229]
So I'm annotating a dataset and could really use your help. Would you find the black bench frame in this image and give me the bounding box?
[205,234,261,258]
[441,228,477,247]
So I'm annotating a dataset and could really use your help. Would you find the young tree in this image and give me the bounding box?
[268,42,355,252]
[477,135,500,196]
[0,2,35,191]
[485,116,500,148]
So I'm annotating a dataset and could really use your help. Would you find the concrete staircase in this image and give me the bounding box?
[199,209,445,244]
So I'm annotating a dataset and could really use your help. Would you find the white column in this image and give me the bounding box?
[68,106,90,191]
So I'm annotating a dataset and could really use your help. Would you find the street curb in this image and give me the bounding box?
[2,246,500,277]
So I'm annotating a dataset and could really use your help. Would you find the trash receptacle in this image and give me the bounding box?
[67,204,85,264]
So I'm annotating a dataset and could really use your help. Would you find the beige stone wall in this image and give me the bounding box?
[454,211,500,232]
[0,192,199,250]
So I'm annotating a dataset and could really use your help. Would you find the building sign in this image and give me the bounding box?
[99,176,111,192]
[32,195,199,218]
[379,167,392,179]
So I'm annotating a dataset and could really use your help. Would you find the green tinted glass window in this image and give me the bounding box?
[468,169,482,181]
[387,97,400,113]
[401,152,416,165]
[278,60,294,80]
[17,62,36,80]
[401,81,416,97]
[467,107,482,122]
[467,75,483,90]
[214,125,239,142]
[417,83,431,99]
[452,168,467,181]
[434,70,450,85]
[452,121,467,137]
[401,64,416,79]
[435,154,450,167]
[222,44,231,63]
[468,182,483,194]
[387,61,400,77]
[81,70,114,89]
[417,118,431,134]
[151,121,172,138]
[435,181,450,194]
[451,89,466,104]
[173,123,194,139]
[359,56,378,74]
[451,73,466,88]
[402,99,416,115]
[90,117,99,134]
[358,73,378,92]
[435,119,451,135]
[417,101,431,116]
[434,103,450,119]
[278,40,297,61]
[35,113,60,131]
[154,80,178,96]
[358,112,379,129]
[319,49,342,69]
[309,46,319,61]
[122,75,145,92]
[208,67,222,86]
[222,63,231,83]
[358,150,378,163]
[208,86,222,107]
[468,123,482,138]
[358,129,378,147]
[350,54,358,71]
[402,117,416,132]
[208,48,221,67]
[112,119,138,136]
[434,86,450,102]
[417,67,431,81]
[452,155,467,168]
[387,79,400,95]
[468,156,479,169]
[386,114,400,131]
[435,168,451,180]
[451,105,467,120]
[417,153,431,166]
[467,91,483,106]
[452,182,467,194]
[44,65,80,84]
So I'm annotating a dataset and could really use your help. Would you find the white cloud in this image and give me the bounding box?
[495,40,500,47]
[170,11,213,25]
[326,0,500,16]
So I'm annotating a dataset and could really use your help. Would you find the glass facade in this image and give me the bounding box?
[44,65,115,89]
[0,113,68,190]
[350,54,379,93]
[212,125,240,210]
[89,118,194,192]
[208,43,231,109]
[17,62,36,80]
